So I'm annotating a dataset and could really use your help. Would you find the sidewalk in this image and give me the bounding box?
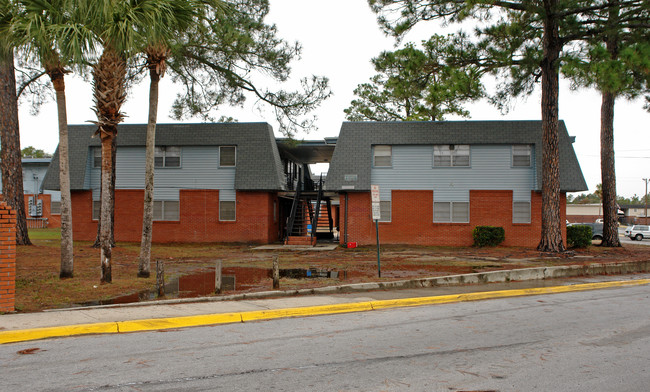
[2,260,650,345]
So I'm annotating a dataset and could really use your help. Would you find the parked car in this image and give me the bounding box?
[625,225,650,241]
[568,222,603,241]
[595,218,603,223]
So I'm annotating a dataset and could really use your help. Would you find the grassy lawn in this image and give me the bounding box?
[10,228,648,313]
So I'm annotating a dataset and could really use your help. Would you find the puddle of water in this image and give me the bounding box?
[79,266,343,307]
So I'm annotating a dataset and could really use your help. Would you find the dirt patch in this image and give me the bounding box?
[14,229,650,312]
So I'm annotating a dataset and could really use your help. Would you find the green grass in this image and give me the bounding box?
[28,228,61,240]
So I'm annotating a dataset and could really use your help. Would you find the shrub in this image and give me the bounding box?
[567,225,592,248]
[472,226,505,247]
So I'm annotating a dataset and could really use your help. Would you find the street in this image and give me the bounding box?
[1,279,649,391]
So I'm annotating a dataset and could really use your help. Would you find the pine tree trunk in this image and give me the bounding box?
[0,52,31,245]
[537,0,565,253]
[600,92,620,246]
[600,0,621,247]
[50,71,75,277]
[138,68,160,278]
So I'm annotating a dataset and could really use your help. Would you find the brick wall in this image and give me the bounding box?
[340,190,567,247]
[0,202,16,313]
[71,189,279,243]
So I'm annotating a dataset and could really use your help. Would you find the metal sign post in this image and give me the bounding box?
[371,185,381,277]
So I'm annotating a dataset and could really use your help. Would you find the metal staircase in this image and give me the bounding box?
[285,176,333,246]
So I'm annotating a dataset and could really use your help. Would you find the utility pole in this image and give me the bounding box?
[643,178,649,224]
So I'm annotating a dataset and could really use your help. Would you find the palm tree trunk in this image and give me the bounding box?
[138,68,161,278]
[49,71,75,277]
[99,132,114,283]
[0,52,31,245]
[537,0,565,253]
[93,47,127,283]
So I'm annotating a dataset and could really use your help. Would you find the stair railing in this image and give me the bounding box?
[286,177,302,242]
[310,175,324,245]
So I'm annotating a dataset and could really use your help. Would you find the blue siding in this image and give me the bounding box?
[370,145,535,202]
[90,146,235,201]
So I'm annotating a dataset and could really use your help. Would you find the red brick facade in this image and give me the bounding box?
[71,189,280,243]
[339,190,567,247]
[0,202,16,313]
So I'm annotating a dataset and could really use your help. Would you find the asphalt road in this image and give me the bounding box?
[2,279,649,391]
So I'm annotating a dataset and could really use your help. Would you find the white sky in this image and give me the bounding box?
[16,0,650,198]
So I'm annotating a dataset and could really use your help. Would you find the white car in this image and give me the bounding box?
[625,225,650,241]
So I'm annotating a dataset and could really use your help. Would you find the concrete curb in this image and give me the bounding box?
[61,260,650,311]
[3,278,649,345]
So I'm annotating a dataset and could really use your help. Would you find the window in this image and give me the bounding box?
[93,147,101,168]
[513,145,532,167]
[433,145,470,167]
[155,146,181,167]
[92,201,100,220]
[513,201,531,223]
[220,146,236,167]
[373,145,392,167]
[51,201,61,215]
[153,201,180,221]
[379,201,391,222]
[434,201,469,223]
[220,200,236,221]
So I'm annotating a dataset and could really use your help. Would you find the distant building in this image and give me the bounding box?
[0,158,60,228]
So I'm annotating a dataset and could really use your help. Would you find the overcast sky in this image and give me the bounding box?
[16,0,650,198]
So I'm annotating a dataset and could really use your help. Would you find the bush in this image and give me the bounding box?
[567,225,592,248]
[472,226,505,247]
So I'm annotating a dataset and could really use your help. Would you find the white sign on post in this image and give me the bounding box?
[371,185,381,220]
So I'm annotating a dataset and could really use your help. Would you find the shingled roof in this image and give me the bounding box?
[42,122,286,191]
[324,120,587,193]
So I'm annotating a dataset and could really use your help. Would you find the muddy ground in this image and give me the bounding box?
[12,229,649,312]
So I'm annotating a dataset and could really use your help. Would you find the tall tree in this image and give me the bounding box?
[368,0,646,252]
[168,0,331,138]
[0,1,30,245]
[137,0,210,278]
[563,0,650,247]
[12,0,97,277]
[345,36,483,121]
[86,0,177,283]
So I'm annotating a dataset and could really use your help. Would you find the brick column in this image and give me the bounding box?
[0,202,16,313]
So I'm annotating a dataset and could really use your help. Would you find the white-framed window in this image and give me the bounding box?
[93,147,101,168]
[379,200,391,222]
[512,145,532,167]
[155,146,181,168]
[273,200,277,223]
[92,200,100,220]
[433,145,470,167]
[220,200,236,221]
[219,146,236,167]
[51,201,61,215]
[373,145,392,167]
[434,201,469,223]
[153,200,180,221]
[513,201,531,223]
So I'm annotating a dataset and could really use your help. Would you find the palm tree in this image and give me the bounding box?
[138,0,213,278]
[86,0,190,283]
[12,0,96,278]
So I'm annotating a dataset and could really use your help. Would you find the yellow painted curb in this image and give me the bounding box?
[1,279,648,345]
[241,302,374,322]
[117,312,243,333]
[0,322,118,345]
[370,279,650,310]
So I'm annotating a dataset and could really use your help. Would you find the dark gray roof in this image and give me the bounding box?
[42,122,286,191]
[324,120,587,192]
